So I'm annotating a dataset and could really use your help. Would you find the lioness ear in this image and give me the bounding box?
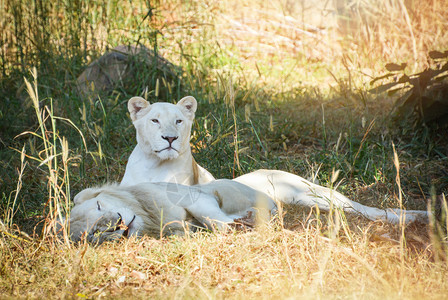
[177,96,197,120]
[128,97,150,122]
[74,188,101,205]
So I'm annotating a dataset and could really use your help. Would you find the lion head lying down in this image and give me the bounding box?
[69,180,276,244]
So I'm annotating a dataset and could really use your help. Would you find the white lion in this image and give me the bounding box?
[70,180,275,244]
[119,96,428,225]
[121,96,215,186]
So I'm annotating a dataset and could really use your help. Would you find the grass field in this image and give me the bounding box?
[1,0,448,298]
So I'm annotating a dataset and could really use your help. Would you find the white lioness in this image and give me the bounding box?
[70,180,275,244]
[120,96,428,225]
[121,96,215,186]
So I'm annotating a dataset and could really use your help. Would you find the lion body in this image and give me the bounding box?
[70,96,429,242]
[70,180,275,243]
[116,96,429,226]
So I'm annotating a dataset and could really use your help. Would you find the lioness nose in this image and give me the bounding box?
[162,136,178,145]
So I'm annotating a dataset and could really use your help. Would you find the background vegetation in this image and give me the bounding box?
[1,0,448,298]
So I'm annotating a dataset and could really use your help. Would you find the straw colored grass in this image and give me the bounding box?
[1,0,448,298]
[1,217,447,299]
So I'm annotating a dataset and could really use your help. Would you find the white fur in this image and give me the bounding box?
[121,98,429,225]
[234,169,428,224]
[70,180,275,243]
[121,96,214,186]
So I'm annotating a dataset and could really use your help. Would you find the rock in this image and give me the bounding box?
[76,45,178,97]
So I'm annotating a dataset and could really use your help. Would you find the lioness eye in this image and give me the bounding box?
[176,119,183,124]
[151,119,159,124]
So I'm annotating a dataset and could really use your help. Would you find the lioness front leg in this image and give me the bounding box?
[184,196,239,231]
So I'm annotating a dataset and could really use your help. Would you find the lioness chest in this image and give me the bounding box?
[121,144,197,186]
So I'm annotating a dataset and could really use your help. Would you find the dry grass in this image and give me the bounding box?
[1,216,447,299]
[158,0,448,86]
[1,0,448,298]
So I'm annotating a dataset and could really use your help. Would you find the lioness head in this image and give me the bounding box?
[69,186,143,244]
[128,96,197,160]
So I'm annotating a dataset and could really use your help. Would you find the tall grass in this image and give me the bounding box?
[11,68,90,245]
[1,0,448,297]
[1,0,158,76]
